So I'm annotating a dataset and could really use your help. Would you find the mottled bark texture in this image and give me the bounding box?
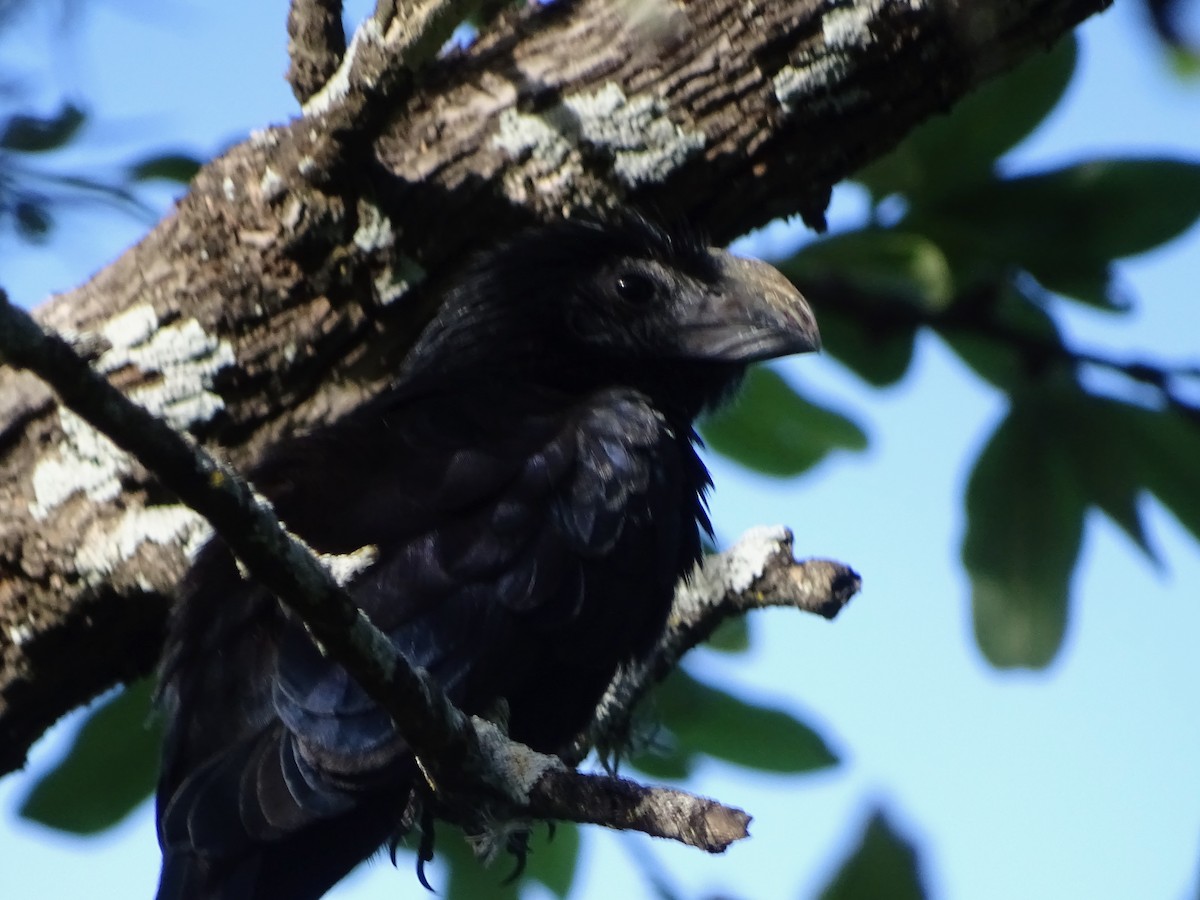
[287,0,348,103]
[0,0,1106,775]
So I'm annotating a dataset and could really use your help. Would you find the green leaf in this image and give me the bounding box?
[705,615,750,654]
[629,734,695,780]
[439,819,579,900]
[19,680,162,833]
[1167,46,1200,79]
[963,391,1087,668]
[786,230,955,311]
[528,822,580,898]
[1047,398,1200,552]
[810,306,916,387]
[1035,265,1122,311]
[818,809,928,900]
[1054,395,1160,563]
[913,159,1200,309]
[701,367,867,477]
[0,103,86,152]
[780,231,939,386]
[956,367,1194,581]
[1017,159,1200,260]
[13,198,53,241]
[1128,405,1200,546]
[127,153,203,185]
[938,282,1063,391]
[856,36,1076,203]
[440,823,521,900]
[652,669,839,773]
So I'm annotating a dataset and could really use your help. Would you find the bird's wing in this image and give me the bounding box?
[266,386,695,784]
[158,386,699,869]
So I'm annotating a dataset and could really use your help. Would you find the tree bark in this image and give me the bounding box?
[0,0,1107,775]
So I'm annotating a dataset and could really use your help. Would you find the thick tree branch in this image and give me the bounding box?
[0,0,1108,777]
[0,289,754,852]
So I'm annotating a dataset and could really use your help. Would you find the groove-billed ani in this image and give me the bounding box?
[155,216,819,900]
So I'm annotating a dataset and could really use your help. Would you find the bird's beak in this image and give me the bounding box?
[676,250,820,363]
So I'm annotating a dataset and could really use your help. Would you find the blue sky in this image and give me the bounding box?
[1,2,1198,899]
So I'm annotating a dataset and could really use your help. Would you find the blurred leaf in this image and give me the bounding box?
[529,822,580,898]
[963,389,1086,668]
[857,36,1076,202]
[912,159,1200,309]
[1013,159,1200,260]
[970,380,1200,640]
[780,232,934,386]
[20,679,161,833]
[127,152,203,184]
[1167,44,1200,78]
[467,1,517,28]
[1127,403,1200,545]
[807,306,916,387]
[818,808,927,900]
[630,733,695,781]
[1034,265,1123,311]
[13,197,52,240]
[439,819,579,900]
[787,230,955,311]
[705,615,750,654]
[1054,395,1160,564]
[701,367,867,477]
[1147,0,1200,60]
[440,824,520,900]
[939,282,1063,391]
[0,102,85,152]
[653,669,838,773]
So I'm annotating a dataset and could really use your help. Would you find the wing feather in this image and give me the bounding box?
[158,385,696,884]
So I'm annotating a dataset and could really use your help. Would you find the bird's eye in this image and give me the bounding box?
[614,271,657,304]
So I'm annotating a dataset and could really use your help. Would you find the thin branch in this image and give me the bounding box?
[287,0,347,104]
[802,275,1200,415]
[573,527,861,764]
[373,0,400,28]
[301,0,475,136]
[0,289,754,853]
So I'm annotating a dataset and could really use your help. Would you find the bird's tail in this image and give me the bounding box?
[156,800,401,900]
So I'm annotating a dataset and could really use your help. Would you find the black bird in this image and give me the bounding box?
[155,216,819,900]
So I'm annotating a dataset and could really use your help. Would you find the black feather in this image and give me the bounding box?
[155,216,818,899]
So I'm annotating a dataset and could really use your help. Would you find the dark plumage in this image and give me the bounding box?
[155,216,819,900]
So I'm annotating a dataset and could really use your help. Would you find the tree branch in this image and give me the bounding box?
[287,0,347,103]
[800,274,1200,415]
[574,527,861,764]
[301,0,478,139]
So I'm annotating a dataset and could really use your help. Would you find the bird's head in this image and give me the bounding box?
[406,216,819,412]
